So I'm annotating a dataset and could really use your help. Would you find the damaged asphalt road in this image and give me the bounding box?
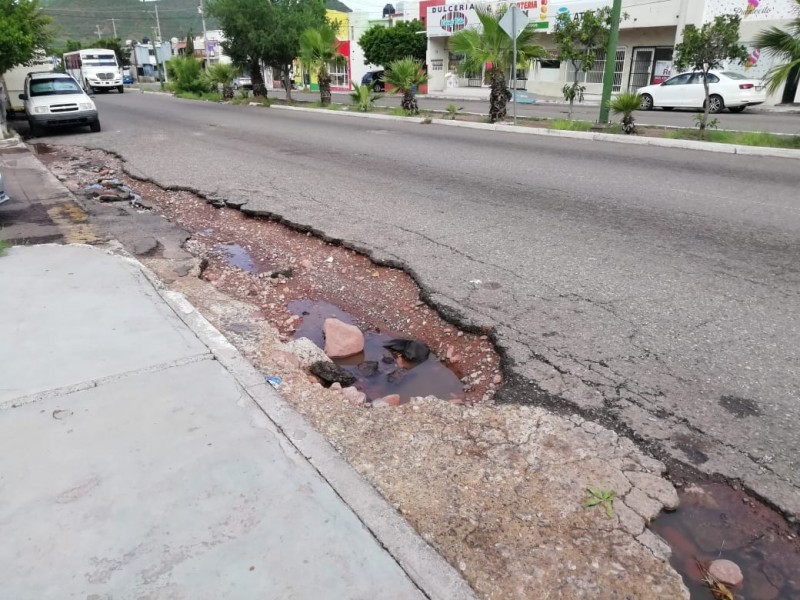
[37,92,800,518]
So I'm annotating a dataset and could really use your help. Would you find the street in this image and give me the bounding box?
[36,92,800,517]
[288,89,800,135]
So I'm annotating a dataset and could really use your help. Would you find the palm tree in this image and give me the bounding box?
[449,6,546,122]
[384,57,429,114]
[608,92,642,134]
[299,25,345,106]
[206,63,238,99]
[754,0,800,103]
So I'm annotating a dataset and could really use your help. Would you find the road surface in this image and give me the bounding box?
[35,93,800,517]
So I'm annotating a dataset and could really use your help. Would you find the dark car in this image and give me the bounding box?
[361,70,384,92]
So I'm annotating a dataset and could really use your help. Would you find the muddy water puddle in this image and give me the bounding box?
[290,299,465,403]
[213,243,260,274]
[651,483,800,599]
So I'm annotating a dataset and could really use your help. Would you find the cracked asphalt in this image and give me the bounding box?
[37,92,800,517]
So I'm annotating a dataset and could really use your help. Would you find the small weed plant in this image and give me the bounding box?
[584,488,616,518]
[445,104,463,120]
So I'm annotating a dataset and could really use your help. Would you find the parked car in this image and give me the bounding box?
[20,72,100,137]
[638,70,767,113]
[123,74,134,85]
[0,170,9,206]
[361,70,384,92]
[233,75,252,90]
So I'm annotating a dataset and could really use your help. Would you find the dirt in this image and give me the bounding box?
[38,143,690,600]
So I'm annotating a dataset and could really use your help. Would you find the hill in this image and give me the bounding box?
[42,0,350,44]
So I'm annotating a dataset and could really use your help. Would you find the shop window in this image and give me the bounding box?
[565,48,626,92]
[328,60,349,88]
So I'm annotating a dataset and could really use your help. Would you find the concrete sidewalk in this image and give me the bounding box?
[0,244,473,599]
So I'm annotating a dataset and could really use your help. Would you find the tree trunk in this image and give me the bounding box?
[251,59,267,97]
[489,67,511,123]
[222,85,234,100]
[281,65,293,102]
[700,73,711,137]
[781,63,800,104]
[318,68,332,106]
[401,90,418,114]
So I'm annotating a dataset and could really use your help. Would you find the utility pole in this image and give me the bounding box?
[154,2,162,42]
[95,24,103,39]
[198,0,209,69]
[598,0,622,124]
[109,18,119,39]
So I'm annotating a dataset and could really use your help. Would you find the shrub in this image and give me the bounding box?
[166,56,209,95]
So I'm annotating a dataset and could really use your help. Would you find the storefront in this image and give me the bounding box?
[422,0,799,104]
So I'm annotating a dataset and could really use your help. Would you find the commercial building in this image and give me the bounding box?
[422,0,800,105]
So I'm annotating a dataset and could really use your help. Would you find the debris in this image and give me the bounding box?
[309,361,357,387]
[265,376,282,389]
[282,338,331,368]
[269,267,293,279]
[324,256,334,263]
[695,559,735,600]
[342,386,367,406]
[383,338,430,363]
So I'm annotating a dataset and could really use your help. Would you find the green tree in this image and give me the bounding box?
[209,0,326,99]
[185,29,195,57]
[553,8,613,120]
[384,56,428,114]
[754,0,800,103]
[64,39,83,54]
[166,56,209,94]
[675,15,748,134]
[608,92,641,134]
[450,6,545,123]
[0,0,52,76]
[299,24,345,105]
[358,20,426,67]
[206,62,238,99]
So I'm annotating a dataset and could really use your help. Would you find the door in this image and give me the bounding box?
[656,73,693,106]
[628,48,654,92]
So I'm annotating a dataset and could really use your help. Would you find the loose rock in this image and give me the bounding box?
[323,318,364,359]
[283,338,331,368]
[708,559,744,587]
[310,361,357,387]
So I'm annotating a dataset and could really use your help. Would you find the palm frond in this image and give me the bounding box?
[764,56,800,94]
[754,26,800,61]
[384,57,429,93]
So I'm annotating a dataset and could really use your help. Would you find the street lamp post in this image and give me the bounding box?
[598,0,623,124]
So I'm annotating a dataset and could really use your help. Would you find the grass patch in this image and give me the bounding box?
[390,107,414,117]
[3,130,15,139]
[175,91,223,102]
[0,239,9,256]
[549,119,593,131]
[666,129,800,149]
[308,101,343,110]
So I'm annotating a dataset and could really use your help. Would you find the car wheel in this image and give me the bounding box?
[640,93,653,111]
[118,85,124,93]
[707,94,724,114]
[89,120,101,133]
[662,107,674,111]
[373,82,382,92]
[728,105,746,113]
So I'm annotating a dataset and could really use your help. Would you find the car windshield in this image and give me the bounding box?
[83,54,117,66]
[30,78,83,97]
[721,71,748,80]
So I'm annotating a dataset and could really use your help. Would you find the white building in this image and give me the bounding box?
[423,0,800,105]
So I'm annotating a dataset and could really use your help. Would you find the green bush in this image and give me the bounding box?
[166,56,209,95]
[349,84,381,112]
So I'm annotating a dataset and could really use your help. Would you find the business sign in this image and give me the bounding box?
[427,0,611,37]
[703,0,800,22]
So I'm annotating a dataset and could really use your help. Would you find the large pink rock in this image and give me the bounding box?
[708,559,744,587]
[323,318,364,358]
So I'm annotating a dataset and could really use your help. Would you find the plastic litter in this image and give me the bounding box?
[266,376,282,389]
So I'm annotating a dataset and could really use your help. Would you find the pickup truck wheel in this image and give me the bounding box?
[118,85,124,93]
[89,120,101,133]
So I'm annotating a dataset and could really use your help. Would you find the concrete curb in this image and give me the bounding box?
[270,104,800,159]
[0,133,24,148]
[109,245,478,600]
